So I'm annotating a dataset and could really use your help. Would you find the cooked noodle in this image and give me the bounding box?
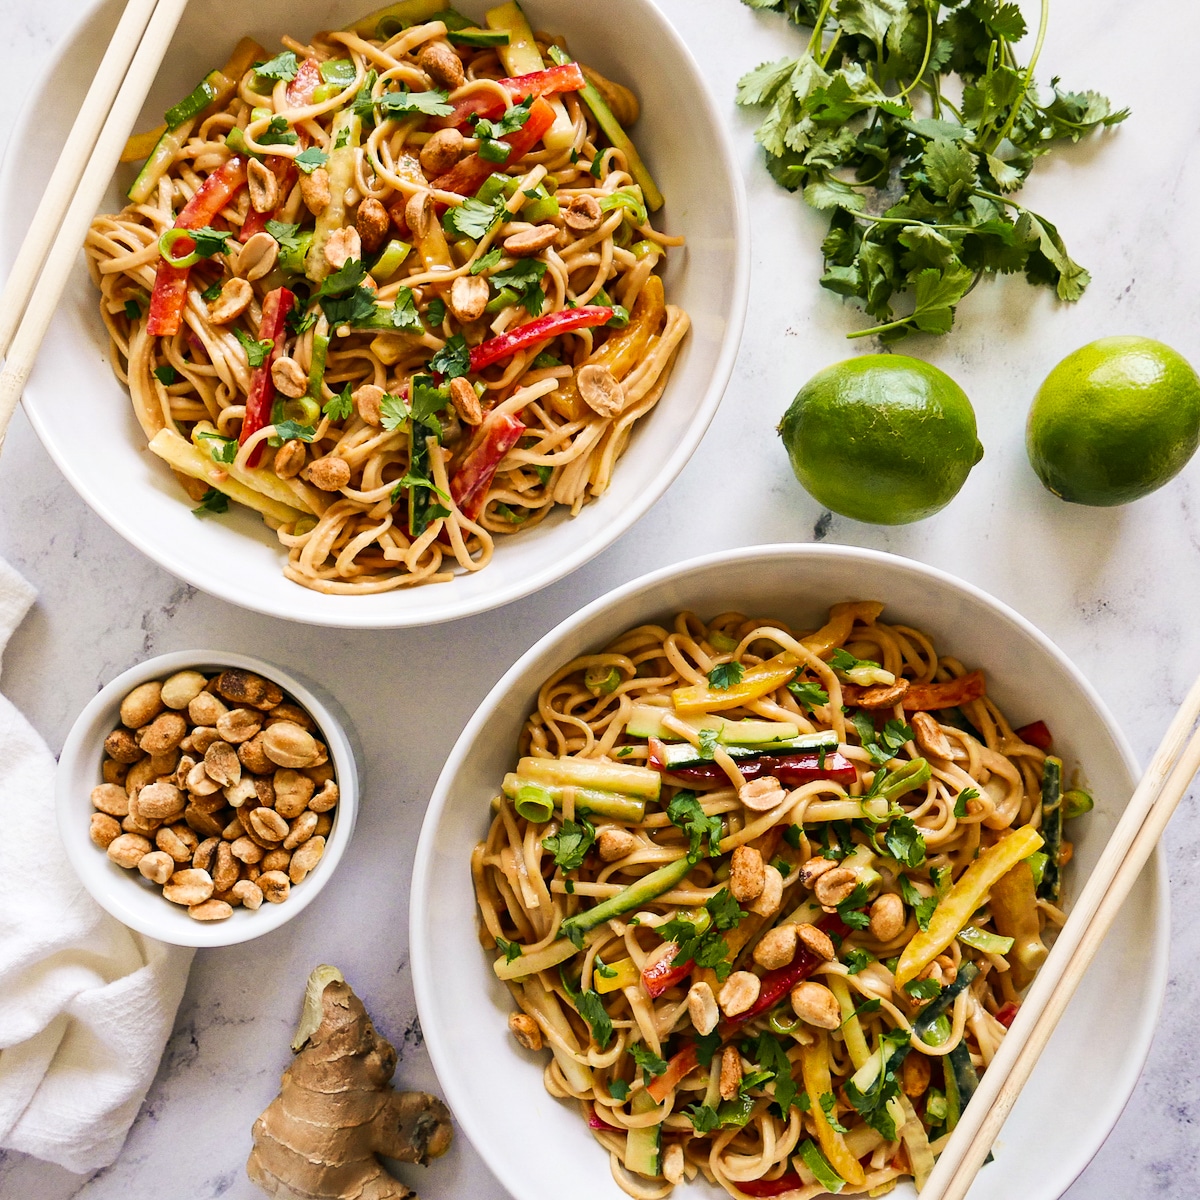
[85,14,688,594]
[474,602,1086,1197]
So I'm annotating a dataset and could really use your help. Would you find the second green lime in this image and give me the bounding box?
[779,355,984,525]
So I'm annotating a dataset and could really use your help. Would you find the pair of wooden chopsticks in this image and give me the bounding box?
[0,0,190,452]
[921,673,1200,1199]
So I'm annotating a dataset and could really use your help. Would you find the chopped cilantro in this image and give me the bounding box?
[389,287,425,334]
[351,70,378,123]
[707,662,745,690]
[842,948,873,975]
[899,875,937,931]
[819,1091,848,1133]
[295,146,329,174]
[410,374,450,435]
[123,299,142,321]
[883,814,927,869]
[192,488,228,516]
[686,1104,720,1133]
[320,287,378,326]
[955,786,979,819]
[378,88,454,118]
[195,430,237,464]
[608,1078,630,1102]
[470,247,503,275]
[490,259,548,316]
[628,1043,668,1083]
[323,385,354,422]
[783,824,803,850]
[694,1031,722,1068]
[697,727,720,761]
[576,989,613,1050]
[233,328,273,368]
[425,298,446,327]
[904,977,943,1001]
[429,334,471,380]
[200,280,223,302]
[853,711,915,766]
[314,258,368,298]
[273,420,315,443]
[380,393,409,432]
[836,882,871,930]
[531,351,562,369]
[787,678,829,712]
[444,194,507,241]
[152,365,178,386]
[259,116,298,148]
[542,817,595,871]
[843,1029,910,1141]
[254,51,299,84]
[494,936,521,963]
[666,792,722,861]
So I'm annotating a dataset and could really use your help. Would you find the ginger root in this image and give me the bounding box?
[247,965,453,1200]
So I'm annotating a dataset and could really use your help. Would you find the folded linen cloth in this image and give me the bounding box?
[0,558,194,1173]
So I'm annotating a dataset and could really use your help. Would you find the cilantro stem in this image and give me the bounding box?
[895,4,935,102]
[844,314,915,340]
[804,0,836,58]
[819,28,842,69]
[990,0,1050,153]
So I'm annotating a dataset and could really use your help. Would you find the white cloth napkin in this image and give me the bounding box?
[0,559,194,1173]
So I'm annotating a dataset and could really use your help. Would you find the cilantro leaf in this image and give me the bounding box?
[494,936,521,962]
[899,875,937,930]
[697,727,719,761]
[490,259,548,316]
[843,1032,908,1141]
[201,280,223,302]
[124,299,142,321]
[576,989,613,1050]
[314,258,368,299]
[380,393,409,432]
[425,298,446,327]
[542,817,595,871]
[195,430,237,464]
[707,662,745,691]
[259,116,298,148]
[184,227,233,258]
[843,948,873,975]
[429,334,471,380]
[667,792,722,861]
[273,420,315,443]
[444,194,507,241]
[628,1043,668,1084]
[320,288,378,326]
[254,51,299,83]
[706,888,745,931]
[192,488,228,516]
[233,328,273,368]
[694,1031,722,1068]
[609,1079,630,1102]
[883,814,926,868]
[470,247,503,275]
[389,287,425,334]
[787,678,828,712]
[836,882,871,930]
[378,88,454,118]
[294,147,329,174]
[954,786,979,819]
[686,1104,720,1133]
[410,375,449,435]
[153,365,178,386]
[904,977,942,1000]
[324,386,354,422]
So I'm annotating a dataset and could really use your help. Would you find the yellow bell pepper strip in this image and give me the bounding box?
[802,601,886,656]
[800,1032,868,1189]
[594,956,640,994]
[894,825,1044,988]
[548,275,666,421]
[989,860,1048,990]
[672,651,800,715]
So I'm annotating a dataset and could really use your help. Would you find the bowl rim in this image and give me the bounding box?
[0,0,751,630]
[56,648,359,948]
[409,541,1169,1200]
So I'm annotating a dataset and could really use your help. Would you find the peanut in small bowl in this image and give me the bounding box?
[57,651,359,947]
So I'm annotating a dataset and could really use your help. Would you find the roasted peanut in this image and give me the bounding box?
[271,355,308,399]
[214,669,283,710]
[212,842,239,893]
[729,844,765,903]
[156,825,194,863]
[273,769,315,818]
[508,1011,542,1051]
[234,231,279,282]
[122,809,160,837]
[798,855,837,888]
[261,848,292,873]
[216,708,263,744]
[163,868,214,906]
[419,127,464,174]
[790,980,841,1029]
[238,732,273,774]
[753,924,798,970]
[738,775,786,812]
[449,376,482,425]
[124,757,158,797]
[189,898,234,921]
[352,383,384,427]
[160,671,208,710]
[231,835,265,864]
[138,850,175,885]
[249,806,290,843]
[796,922,836,961]
[258,870,291,903]
[868,892,906,942]
[288,835,325,883]
[305,455,352,491]
[687,981,720,1036]
[107,833,152,869]
[406,190,437,241]
[314,813,333,837]
[355,197,391,255]
[718,970,761,1018]
[263,721,320,768]
[209,277,253,324]
[224,776,257,808]
[563,194,602,234]
[814,866,858,908]
[188,690,228,726]
[104,728,143,763]
[102,760,129,786]
[231,879,264,910]
[283,810,319,850]
[190,726,222,755]
[186,760,221,797]
[502,224,558,257]
[247,157,280,214]
[274,439,307,479]
[309,779,339,813]
[418,39,465,89]
[596,826,637,861]
[300,167,331,215]
[91,782,130,818]
[912,711,954,759]
[90,813,122,849]
[750,864,785,917]
[185,805,226,840]
[448,274,489,323]
[576,363,624,418]
[719,1045,743,1100]
[120,682,163,728]
[324,226,361,271]
[192,837,220,873]
[137,781,186,822]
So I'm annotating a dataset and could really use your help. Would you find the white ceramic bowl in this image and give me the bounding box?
[57,650,359,947]
[411,544,1167,1200]
[0,0,748,629]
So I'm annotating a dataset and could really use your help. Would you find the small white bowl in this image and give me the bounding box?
[57,651,359,948]
[0,0,749,629]
[410,544,1168,1200]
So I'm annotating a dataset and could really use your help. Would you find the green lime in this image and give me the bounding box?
[1027,336,1200,506]
[778,354,984,525]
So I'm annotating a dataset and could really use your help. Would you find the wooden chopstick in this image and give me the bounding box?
[0,0,191,453]
[922,670,1200,1199]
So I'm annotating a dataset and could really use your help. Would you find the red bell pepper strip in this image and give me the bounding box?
[147,156,248,336]
[995,1001,1019,1028]
[242,64,315,244]
[646,1043,700,1104]
[431,96,556,196]
[902,670,986,712]
[450,413,526,521]
[286,58,321,106]
[737,1174,806,1197]
[469,306,614,373]
[433,62,586,130]
[1015,720,1052,751]
[723,914,849,1032]
[641,945,693,998]
[647,747,858,790]
[238,286,295,467]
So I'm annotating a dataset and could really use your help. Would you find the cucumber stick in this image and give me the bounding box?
[625,703,800,744]
[501,774,646,822]
[560,856,693,940]
[516,756,660,801]
[624,1089,662,1178]
[344,0,448,37]
[485,2,575,151]
[1037,756,1063,901]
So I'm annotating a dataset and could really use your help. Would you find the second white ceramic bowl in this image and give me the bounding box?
[57,650,359,948]
[410,544,1167,1200]
[0,0,749,628]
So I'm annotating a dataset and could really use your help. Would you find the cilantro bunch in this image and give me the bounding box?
[737,0,1127,339]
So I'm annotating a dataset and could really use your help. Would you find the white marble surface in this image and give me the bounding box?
[1,0,1199,1197]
